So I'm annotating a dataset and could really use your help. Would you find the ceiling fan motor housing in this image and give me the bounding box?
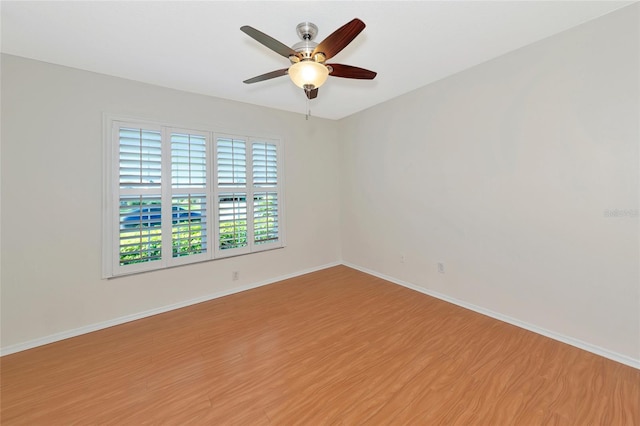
[291,22,326,62]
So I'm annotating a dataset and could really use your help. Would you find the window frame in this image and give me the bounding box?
[102,115,285,278]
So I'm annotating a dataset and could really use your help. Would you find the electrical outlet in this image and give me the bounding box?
[437,262,445,274]
[232,271,239,281]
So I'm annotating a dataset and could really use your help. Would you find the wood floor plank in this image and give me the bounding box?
[2,265,638,424]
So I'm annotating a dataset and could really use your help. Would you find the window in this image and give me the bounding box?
[104,118,284,277]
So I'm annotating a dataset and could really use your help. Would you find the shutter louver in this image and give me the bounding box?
[254,192,279,244]
[171,133,206,188]
[119,196,162,265]
[218,193,247,250]
[217,138,246,186]
[252,142,278,187]
[172,195,207,258]
[119,128,162,189]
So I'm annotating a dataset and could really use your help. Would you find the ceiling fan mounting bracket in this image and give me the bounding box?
[296,22,318,41]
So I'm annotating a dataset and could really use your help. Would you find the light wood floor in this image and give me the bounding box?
[1,266,639,425]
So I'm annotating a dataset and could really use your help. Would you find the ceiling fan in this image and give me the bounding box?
[241,18,377,100]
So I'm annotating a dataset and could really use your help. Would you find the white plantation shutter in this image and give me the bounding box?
[169,131,209,264]
[215,136,249,256]
[251,141,281,250]
[213,136,283,257]
[105,119,284,277]
[115,125,164,274]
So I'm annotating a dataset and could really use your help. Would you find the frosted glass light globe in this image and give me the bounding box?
[288,61,329,89]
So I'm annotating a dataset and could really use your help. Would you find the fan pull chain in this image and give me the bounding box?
[305,96,310,120]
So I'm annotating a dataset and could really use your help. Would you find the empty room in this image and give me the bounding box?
[1,1,638,424]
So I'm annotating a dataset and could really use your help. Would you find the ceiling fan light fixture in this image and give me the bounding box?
[288,61,329,89]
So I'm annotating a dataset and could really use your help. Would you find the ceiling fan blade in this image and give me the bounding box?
[305,88,319,99]
[328,64,377,80]
[243,68,289,84]
[241,26,299,59]
[312,18,366,61]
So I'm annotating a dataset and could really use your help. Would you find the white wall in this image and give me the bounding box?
[340,4,639,362]
[1,55,342,350]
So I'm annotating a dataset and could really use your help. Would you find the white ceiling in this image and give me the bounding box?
[1,1,633,120]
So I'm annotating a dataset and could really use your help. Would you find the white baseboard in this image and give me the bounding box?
[342,261,640,370]
[0,261,341,356]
